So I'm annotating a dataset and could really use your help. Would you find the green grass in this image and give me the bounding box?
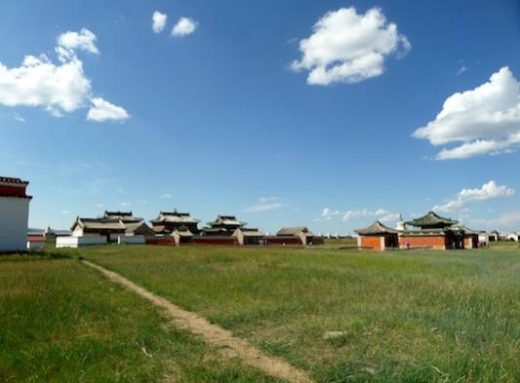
[0,255,282,382]
[80,244,520,383]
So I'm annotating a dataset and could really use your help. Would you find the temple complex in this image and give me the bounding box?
[356,211,480,251]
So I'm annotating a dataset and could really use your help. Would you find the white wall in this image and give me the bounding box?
[117,235,145,245]
[56,236,107,248]
[0,197,30,252]
[27,241,45,250]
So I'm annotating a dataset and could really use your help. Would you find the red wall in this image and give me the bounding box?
[360,236,381,250]
[146,237,175,246]
[400,235,446,249]
[0,185,27,197]
[193,237,238,246]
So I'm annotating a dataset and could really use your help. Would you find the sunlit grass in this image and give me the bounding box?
[0,256,282,382]
[82,244,520,382]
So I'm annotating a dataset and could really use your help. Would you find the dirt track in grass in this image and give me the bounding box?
[82,260,313,383]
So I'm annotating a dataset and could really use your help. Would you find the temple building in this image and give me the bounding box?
[264,227,322,246]
[150,210,200,236]
[0,177,32,252]
[356,211,480,251]
[202,215,246,236]
[400,211,463,250]
[233,227,266,245]
[71,211,154,242]
[355,221,399,251]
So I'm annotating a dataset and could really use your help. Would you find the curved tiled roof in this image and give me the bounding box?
[355,221,398,235]
[405,211,458,228]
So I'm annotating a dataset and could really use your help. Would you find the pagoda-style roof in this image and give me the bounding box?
[124,221,155,235]
[207,215,246,227]
[355,221,398,236]
[105,210,133,217]
[73,218,126,231]
[103,211,142,223]
[405,211,458,229]
[450,225,479,235]
[151,211,200,224]
[277,227,313,237]
[72,215,151,234]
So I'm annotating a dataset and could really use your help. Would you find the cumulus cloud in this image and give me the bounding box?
[433,181,515,212]
[291,7,410,85]
[0,28,128,122]
[152,11,168,34]
[414,66,520,159]
[87,97,129,122]
[472,211,520,231]
[244,197,284,213]
[0,54,91,113]
[56,28,99,61]
[322,207,399,223]
[171,17,198,37]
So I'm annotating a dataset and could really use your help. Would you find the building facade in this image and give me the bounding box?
[355,221,399,251]
[0,177,32,253]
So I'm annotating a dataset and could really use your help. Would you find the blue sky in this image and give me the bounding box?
[1,0,519,234]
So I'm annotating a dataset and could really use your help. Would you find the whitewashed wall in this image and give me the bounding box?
[56,236,107,248]
[0,197,30,252]
[27,241,45,250]
[117,235,145,245]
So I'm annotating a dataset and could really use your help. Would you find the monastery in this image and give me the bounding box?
[356,211,480,251]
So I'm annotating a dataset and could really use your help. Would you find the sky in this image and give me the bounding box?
[1,0,519,235]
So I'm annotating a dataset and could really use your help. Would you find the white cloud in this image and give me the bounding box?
[291,7,410,85]
[152,11,168,34]
[433,181,515,212]
[0,29,128,122]
[0,54,91,113]
[87,97,129,122]
[244,197,283,213]
[414,66,520,159]
[159,193,172,200]
[321,207,399,223]
[171,17,198,37]
[56,28,99,62]
[456,65,467,76]
[472,211,520,231]
[119,202,131,207]
[321,207,342,220]
[12,113,25,122]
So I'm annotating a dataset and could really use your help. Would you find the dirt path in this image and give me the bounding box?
[82,260,314,383]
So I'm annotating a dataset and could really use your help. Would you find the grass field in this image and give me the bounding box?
[77,243,520,383]
[2,243,520,382]
[0,254,281,382]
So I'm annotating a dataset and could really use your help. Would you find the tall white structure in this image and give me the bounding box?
[0,177,32,252]
[395,214,406,231]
